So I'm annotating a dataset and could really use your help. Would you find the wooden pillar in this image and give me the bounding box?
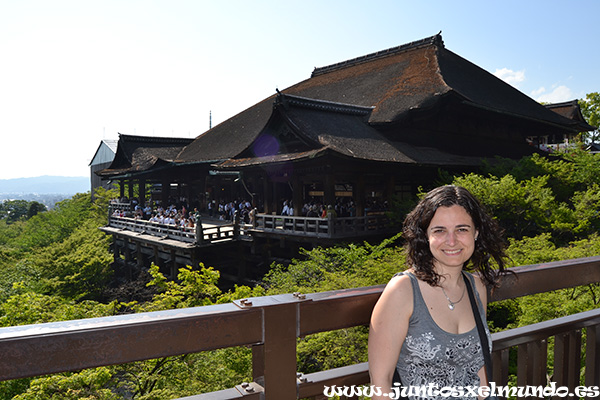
[324,172,335,209]
[113,236,121,264]
[153,245,160,268]
[292,175,302,216]
[161,178,169,207]
[385,175,395,208]
[263,176,272,214]
[214,176,223,202]
[251,302,298,399]
[139,179,146,207]
[124,237,131,264]
[272,182,280,214]
[136,242,144,269]
[197,176,206,210]
[119,180,125,199]
[355,175,365,217]
[249,175,259,209]
[231,179,237,201]
[128,180,134,201]
[170,249,177,279]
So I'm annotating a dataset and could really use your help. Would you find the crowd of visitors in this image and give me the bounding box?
[285,198,388,218]
[110,197,257,227]
[110,195,389,228]
[111,200,200,229]
[207,199,255,224]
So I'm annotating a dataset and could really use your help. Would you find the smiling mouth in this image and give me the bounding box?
[443,249,462,255]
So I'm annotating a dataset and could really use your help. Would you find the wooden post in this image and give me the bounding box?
[292,175,302,217]
[119,179,125,199]
[161,178,169,207]
[170,249,177,279]
[233,211,240,239]
[195,221,204,244]
[272,182,280,214]
[585,324,600,386]
[263,176,272,214]
[324,172,335,209]
[355,174,365,217]
[252,301,298,399]
[128,180,134,201]
[385,175,395,209]
[139,179,146,206]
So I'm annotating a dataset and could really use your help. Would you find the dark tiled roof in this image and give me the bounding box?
[177,33,588,165]
[545,100,596,131]
[97,134,194,177]
[176,98,275,163]
[218,94,533,169]
[436,52,590,131]
[275,94,413,162]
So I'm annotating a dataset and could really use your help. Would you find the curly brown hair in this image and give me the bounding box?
[403,185,508,288]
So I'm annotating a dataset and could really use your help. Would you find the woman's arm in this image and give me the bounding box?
[368,274,413,400]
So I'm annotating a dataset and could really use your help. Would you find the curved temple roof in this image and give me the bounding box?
[176,33,590,168]
[97,134,194,178]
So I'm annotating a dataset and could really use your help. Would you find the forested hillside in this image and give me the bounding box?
[0,149,599,399]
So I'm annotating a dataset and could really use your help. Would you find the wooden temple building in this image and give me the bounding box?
[97,33,594,283]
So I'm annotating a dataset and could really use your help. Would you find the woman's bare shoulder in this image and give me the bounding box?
[378,272,414,306]
[386,271,413,290]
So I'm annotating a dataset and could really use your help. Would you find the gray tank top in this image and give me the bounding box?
[395,271,490,399]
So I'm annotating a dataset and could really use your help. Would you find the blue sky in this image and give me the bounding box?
[1,0,598,180]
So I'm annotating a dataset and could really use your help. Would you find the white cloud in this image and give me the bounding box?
[532,85,573,103]
[494,68,526,88]
[531,87,546,97]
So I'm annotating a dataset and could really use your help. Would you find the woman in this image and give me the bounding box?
[368,185,507,399]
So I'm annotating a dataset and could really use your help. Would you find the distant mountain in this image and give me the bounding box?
[0,176,89,195]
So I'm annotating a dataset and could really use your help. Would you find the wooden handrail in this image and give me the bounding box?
[0,257,599,398]
[252,213,392,238]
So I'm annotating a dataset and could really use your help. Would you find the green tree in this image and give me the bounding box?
[0,200,30,223]
[12,193,93,252]
[11,368,119,400]
[579,92,600,143]
[27,201,47,218]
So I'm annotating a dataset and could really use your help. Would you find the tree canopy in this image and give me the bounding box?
[580,92,600,143]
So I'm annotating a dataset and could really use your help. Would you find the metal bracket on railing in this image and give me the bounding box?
[292,292,306,300]
[235,298,254,308]
[236,381,264,397]
[233,293,311,309]
[296,372,309,383]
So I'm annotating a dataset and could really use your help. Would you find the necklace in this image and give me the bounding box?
[440,282,466,310]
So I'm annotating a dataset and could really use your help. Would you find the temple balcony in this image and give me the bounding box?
[0,257,598,399]
[100,205,395,284]
[103,208,394,245]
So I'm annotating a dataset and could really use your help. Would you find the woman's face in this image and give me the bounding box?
[427,204,478,272]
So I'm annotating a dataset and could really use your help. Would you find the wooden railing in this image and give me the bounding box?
[0,257,598,399]
[109,216,197,243]
[253,213,391,238]
[107,212,392,246]
[108,215,253,245]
